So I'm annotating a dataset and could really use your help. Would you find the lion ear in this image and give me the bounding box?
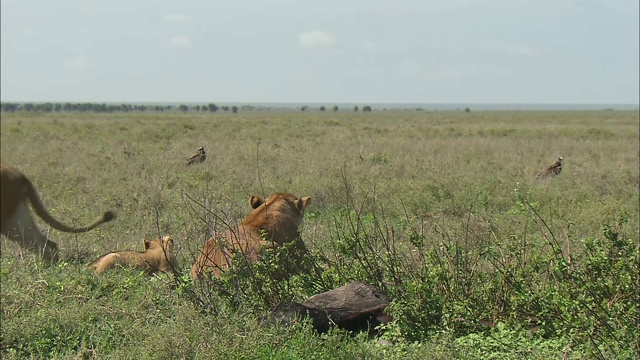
[297,196,312,211]
[143,240,151,250]
[163,235,173,244]
[250,195,265,209]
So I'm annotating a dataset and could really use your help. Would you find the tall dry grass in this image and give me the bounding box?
[1,110,638,358]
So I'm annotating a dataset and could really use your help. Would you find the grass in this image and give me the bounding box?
[1,109,638,359]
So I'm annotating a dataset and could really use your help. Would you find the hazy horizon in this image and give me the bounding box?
[1,101,637,111]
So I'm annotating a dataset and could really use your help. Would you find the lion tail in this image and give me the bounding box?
[24,177,115,233]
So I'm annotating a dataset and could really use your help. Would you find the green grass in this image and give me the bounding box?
[1,110,638,359]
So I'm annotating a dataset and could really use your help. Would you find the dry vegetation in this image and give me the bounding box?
[1,110,638,359]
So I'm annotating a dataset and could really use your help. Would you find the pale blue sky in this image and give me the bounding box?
[1,0,638,104]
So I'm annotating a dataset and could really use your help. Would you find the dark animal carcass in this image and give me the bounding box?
[268,282,392,335]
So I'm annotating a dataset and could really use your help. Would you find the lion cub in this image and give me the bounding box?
[87,235,178,274]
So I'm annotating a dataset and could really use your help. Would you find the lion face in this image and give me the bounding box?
[145,235,174,252]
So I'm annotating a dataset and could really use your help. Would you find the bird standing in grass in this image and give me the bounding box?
[187,146,206,166]
[537,156,563,178]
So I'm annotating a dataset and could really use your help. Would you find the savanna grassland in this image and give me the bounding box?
[1,109,638,359]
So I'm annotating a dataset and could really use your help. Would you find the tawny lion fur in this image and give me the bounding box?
[0,162,115,263]
[190,192,311,280]
[87,235,178,274]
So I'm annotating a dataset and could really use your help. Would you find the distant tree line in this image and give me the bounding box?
[0,103,480,113]
[1,102,379,113]
[300,105,373,112]
[0,102,244,113]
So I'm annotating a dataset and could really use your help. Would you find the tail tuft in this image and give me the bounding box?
[103,211,116,223]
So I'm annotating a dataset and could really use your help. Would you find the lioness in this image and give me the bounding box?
[0,162,115,263]
[190,192,311,280]
[87,235,178,274]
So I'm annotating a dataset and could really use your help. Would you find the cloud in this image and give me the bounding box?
[298,30,336,49]
[421,64,511,78]
[396,59,422,75]
[169,35,192,48]
[165,14,190,22]
[362,41,375,51]
[484,42,538,57]
[507,45,537,57]
[572,0,603,8]
[66,56,92,71]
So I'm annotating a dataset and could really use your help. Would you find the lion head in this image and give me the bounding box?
[190,192,312,280]
[87,235,178,274]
